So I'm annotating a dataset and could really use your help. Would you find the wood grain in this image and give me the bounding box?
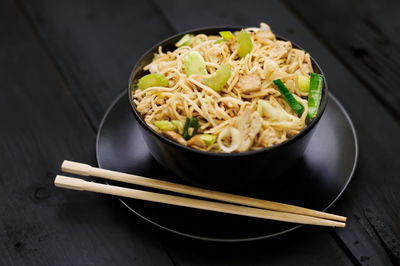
[16,0,354,264]
[153,0,400,265]
[9,0,400,264]
[19,0,175,126]
[159,226,352,266]
[283,1,400,264]
[284,0,400,121]
[0,0,172,265]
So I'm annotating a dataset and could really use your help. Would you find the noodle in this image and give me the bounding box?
[132,23,314,152]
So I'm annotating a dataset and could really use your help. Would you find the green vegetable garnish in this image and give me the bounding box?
[175,34,193,47]
[204,64,231,92]
[219,31,234,40]
[215,31,235,44]
[183,51,207,76]
[237,30,253,58]
[171,120,183,134]
[200,134,216,145]
[307,73,324,118]
[297,75,310,92]
[183,118,199,140]
[273,79,304,115]
[154,121,177,131]
[137,73,169,90]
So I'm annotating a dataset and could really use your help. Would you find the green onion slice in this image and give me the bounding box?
[273,79,304,115]
[183,118,199,140]
[200,134,216,145]
[297,75,310,92]
[154,121,177,131]
[307,73,324,118]
[219,31,234,40]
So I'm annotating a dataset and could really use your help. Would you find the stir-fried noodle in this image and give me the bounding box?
[132,23,314,152]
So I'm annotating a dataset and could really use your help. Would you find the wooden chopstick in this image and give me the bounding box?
[62,160,346,222]
[54,175,345,227]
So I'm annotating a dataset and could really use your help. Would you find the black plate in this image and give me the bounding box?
[96,92,358,242]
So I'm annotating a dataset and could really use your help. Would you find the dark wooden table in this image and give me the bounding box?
[1,0,399,265]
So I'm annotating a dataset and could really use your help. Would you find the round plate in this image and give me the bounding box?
[96,92,358,242]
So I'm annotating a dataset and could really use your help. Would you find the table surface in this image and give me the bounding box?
[1,0,399,265]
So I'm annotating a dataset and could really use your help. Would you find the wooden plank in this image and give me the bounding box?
[0,0,172,265]
[19,0,175,126]
[152,0,400,265]
[17,0,353,265]
[284,0,400,120]
[283,1,400,264]
[160,227,353,266]
[18,0,400,264]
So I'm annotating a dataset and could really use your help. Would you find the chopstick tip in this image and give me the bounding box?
[54,175,85,191]
[61,160,91,176]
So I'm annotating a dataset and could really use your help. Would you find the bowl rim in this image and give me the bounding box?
[128,25,329,157]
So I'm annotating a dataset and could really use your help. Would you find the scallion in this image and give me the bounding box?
[154,121,177,131]
[273,79,304,115]
[219,31,234,40]
[297,75,310,92]
[307,73,324,118]
[200,134,216,145]
[183,118,199,140]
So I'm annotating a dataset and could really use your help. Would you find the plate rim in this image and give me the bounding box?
[96,91,359,242]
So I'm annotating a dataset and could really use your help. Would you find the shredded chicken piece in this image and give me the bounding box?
[269,40,292,60]
[287,129,300,137]
[163,131,187,145]
[136,95,152,115]
[187,135,206,149]
[235,109,263,152]
[255,23,275,45]
[259,127,281,147]
[237,74,261,94]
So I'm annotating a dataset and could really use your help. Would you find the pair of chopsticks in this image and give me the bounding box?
[54,160,346,227]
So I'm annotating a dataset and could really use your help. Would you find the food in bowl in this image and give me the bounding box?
[131,23,323,153]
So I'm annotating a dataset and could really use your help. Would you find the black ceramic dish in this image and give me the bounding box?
[96,92,358,241]
[128,26,328,189]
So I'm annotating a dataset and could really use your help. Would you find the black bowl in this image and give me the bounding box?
[128,26,328,190]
